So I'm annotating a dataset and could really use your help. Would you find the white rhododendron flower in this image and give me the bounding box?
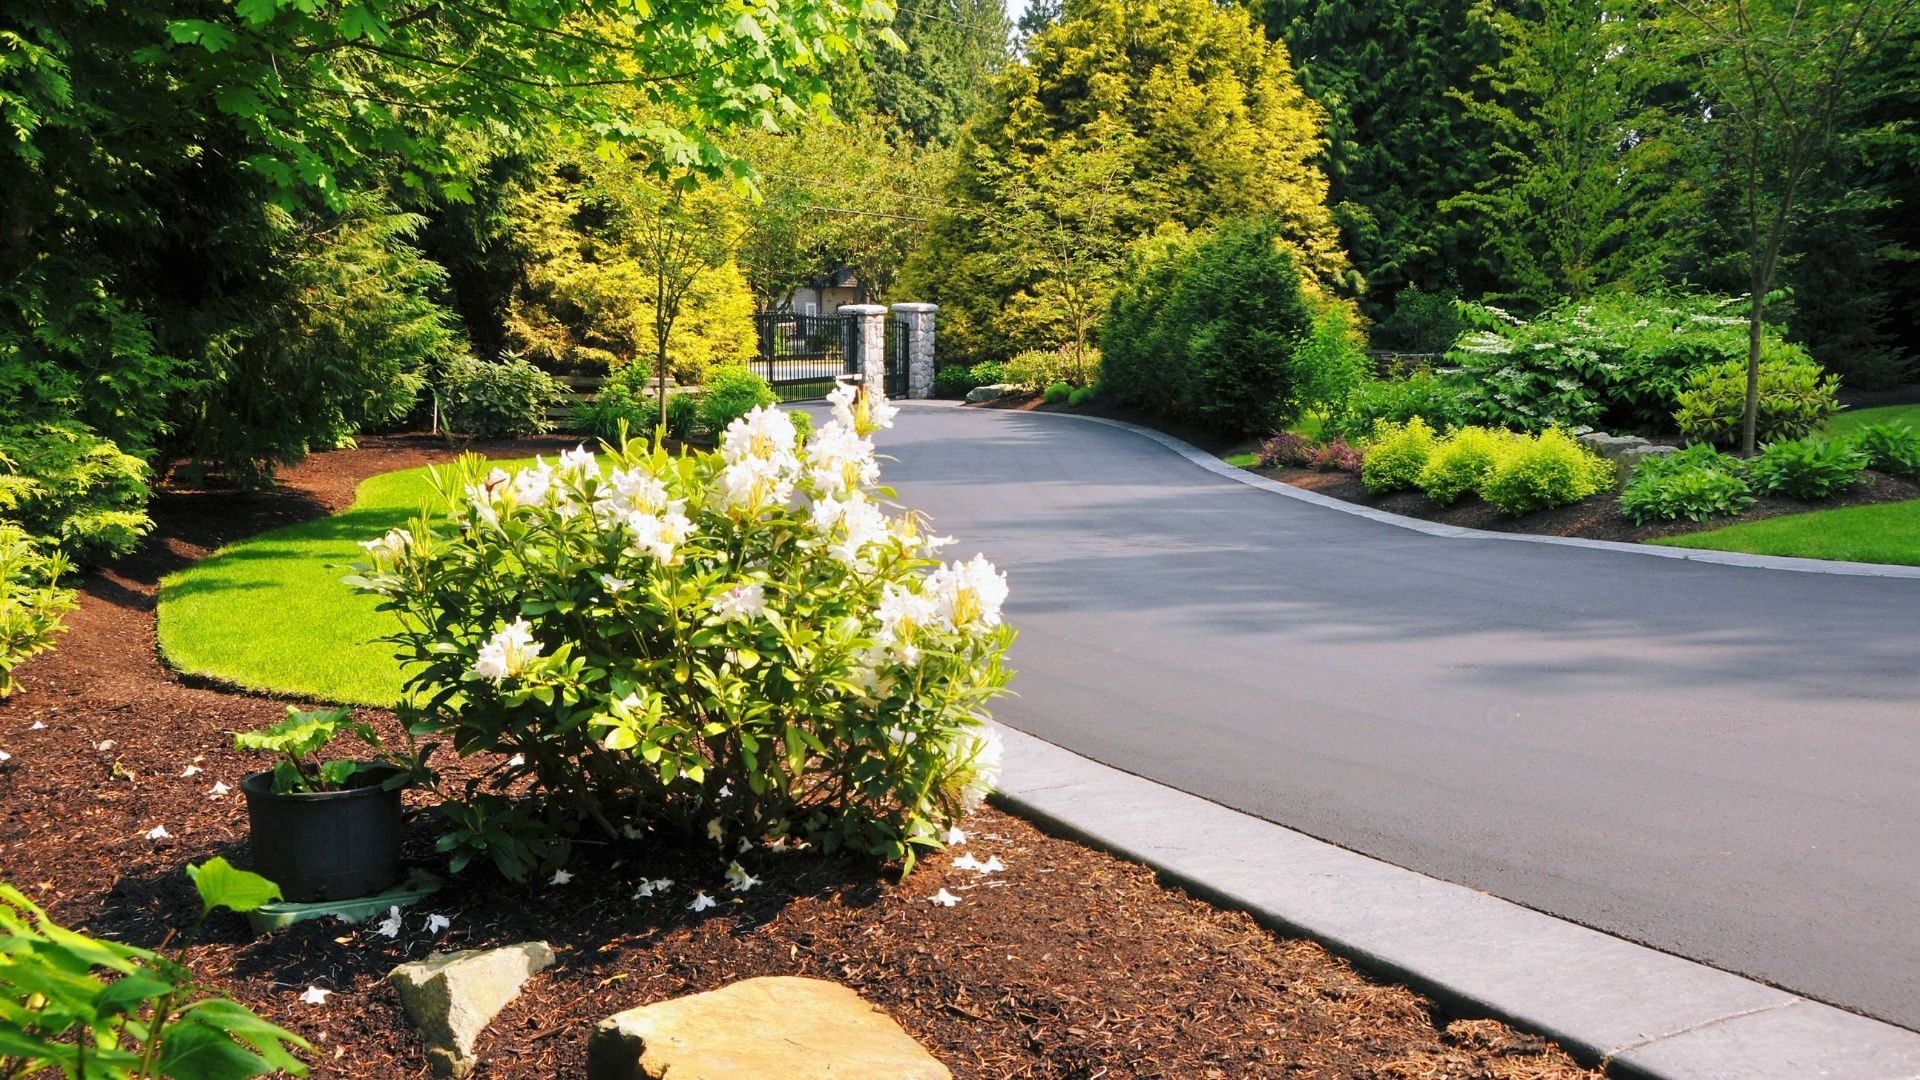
[425,913,451,934]
[299,986,333,1005]
[374,906,402,938]
[208,781,230,799]
[826,381,859,427]
[600,574,633,595]
[864,390,898,431]
[558,445,597,476]
[717,454,795,515]
[928,889,961,907]
[359,528,412,562]
[927,555,1009,634]
[707,818,726,844]
[181,764,201,778]
[625,507,694,564]
[805,421,879,497]
[952,853,1004,875]
[549,869,573,886]
[688,890,717,912]
[473,617,544,683]
[955,723,1003,811]
[145,825,171,841]
[464,468,511,528]
[712,582,765,623]
[599,465,672,518]
[823,497,891,568]
[943,825,966,846]
[722,405,799,465]
[725,861,761,893]
[512,461,554,505]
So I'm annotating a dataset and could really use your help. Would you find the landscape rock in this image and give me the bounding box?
[387,941,556,1078]
[965,383,1018,403]
[1577,432,1651,459]
[1616,442,1680,481]
[586,975,952,1080]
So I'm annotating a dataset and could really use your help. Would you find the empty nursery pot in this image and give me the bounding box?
[241,765,404,903]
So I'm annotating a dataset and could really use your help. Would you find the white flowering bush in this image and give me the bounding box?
[351,386,1013,879]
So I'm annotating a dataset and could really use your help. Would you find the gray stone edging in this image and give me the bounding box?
[903,401,1920,580]
[991,727,1920,1080]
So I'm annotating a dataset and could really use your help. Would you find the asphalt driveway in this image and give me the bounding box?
[873,402,1920,1031]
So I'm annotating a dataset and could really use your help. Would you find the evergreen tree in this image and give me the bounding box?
[907,0,1349,364]
[1256,0,1501,322]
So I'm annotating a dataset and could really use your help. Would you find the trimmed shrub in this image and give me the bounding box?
[1748,437,1867,500]
[0,522,75,697]
[1043,382,1072,405]
[1291,304,1369,417]
[353,394,1010,879]
[1102,218,1320,436]
[1671,357,1839,448]
[1360,418,1438,494]
[440,353,566,438]
[1334,374,1468,440]
[1619,444,1754,524]
[967,360,1007,386]
[1417,427,1512,507]
[1479,429,1613,516]
[1450,293,1814,434]
[1308,439,1364,472]
[1258,432,1315,469]
[0,423,153,567]
[1005,347,1099,391]
[572,386,699,444]
[696,366,777,435]
[1848,422,1920,481]
[1067,386,1096,408]
[932,366,978,398]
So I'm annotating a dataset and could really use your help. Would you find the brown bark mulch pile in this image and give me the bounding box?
[0,434,1601,1079]
[976,392,1920,545]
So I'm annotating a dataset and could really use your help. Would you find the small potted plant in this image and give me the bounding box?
[237,706,407,902]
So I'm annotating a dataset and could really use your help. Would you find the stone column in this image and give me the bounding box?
[839,304,889,394]
[891,302,937,399]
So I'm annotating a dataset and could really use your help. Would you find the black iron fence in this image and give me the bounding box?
[753,312,847,403]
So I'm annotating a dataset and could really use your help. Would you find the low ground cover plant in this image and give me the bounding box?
[1418,426,1513,506]
[1068,386,1096,408]
[1619,445,1755,524]
[439,354,566,438]
[1360,418,1438,493]
[694,366,778,435]
[1044,382,1072,404]
[1747,437,1867,500]
[0,522,75,697]
[1849,422,1920,481]
[351,385,1012,880]
[0,859,309,1078]
[1672,357,1838,448]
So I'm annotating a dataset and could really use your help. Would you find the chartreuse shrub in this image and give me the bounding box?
[0,859,310,1078]
[696,366,777,434]
[1619,445,1754,524]
[351,385,1012,880]
[1067,386,1097,408]
[1479,430,1613,516]
[1417,427,1514,507]
[1747,437,1868,500]
[1043,382,1072,405]
[1848,422,1920,481]
[439,354,566,438]
[0,423,153,566]
[0,522,75,697]
[1333,374,1468,441]
[1672,357,1839,448]
[1360,418,1438,493]
[1450,293,1814,434]
[1005,347,1099,392]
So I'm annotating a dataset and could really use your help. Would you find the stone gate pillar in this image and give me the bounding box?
[891,302,937,400]
[840,304,888,394]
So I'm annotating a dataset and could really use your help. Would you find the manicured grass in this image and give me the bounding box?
[1827,403,1920,440]
[1223,452,1259,468]
[157,461,514,706]
[1650,498,1920,566]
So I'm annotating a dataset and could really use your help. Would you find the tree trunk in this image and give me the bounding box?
[1741,286,1764,456]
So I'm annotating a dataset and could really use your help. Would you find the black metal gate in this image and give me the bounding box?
[752,311,845,402]
[883,313,908,397]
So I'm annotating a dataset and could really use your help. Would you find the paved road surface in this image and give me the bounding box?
[872,403,1920,1030]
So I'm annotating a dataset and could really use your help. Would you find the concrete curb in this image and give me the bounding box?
[906,401,1920,580]
[992,727,1920,1079]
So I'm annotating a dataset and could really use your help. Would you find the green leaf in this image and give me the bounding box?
[157,1017,300,1080]
[177,999,313,1069]
[318,759,358,788]
[93,973,176,1017]
[187,857,284,916]
[214,86,266,117]
[165,20,239,52]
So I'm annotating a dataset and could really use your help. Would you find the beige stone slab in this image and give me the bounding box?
[586,975,952,1080]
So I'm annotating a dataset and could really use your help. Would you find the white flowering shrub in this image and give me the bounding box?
[351,387,1013,879]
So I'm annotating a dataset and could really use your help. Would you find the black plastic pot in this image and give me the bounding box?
[241,765,404,903]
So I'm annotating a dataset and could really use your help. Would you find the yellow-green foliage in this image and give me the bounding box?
[1003,347,1101,391]
[1480,429,1614,516]
[505,154,755,383]
[1417,426,1514,506]
[1360,417,1437,493]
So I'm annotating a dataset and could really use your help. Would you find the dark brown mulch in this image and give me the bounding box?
[0,434,1600,1079]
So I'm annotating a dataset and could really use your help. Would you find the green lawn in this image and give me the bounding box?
[1827,403,1920,440]
[157,461,506,706]
[1223,452,1259,468]
[1650,498,1920,566]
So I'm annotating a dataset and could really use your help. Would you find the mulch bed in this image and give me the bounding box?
[0,433,1600,1079]
[970,391,1920,545]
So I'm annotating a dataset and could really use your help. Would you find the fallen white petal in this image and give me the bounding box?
[299,986,333,1005]
[374,906,402,939]
[649,878,673,892]
[736,836,753,854]
[145,825,171,841]
[549,869,573,886]
[688,890,716,912]
[208,781,231,798]
[724,861,760,893]
[951,853,985,873]
[0,750,11,764]
[180,765,201,777]
[929,888,961,907]
[425,914,451,934]
[28,721,46,731]
[978,855,1005,874]
[764,836,789,853]
[506,754,525,767]
[717,783,732,798]
[942,825,966,846]
[96,740,115,752]
[631,882,656,899]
